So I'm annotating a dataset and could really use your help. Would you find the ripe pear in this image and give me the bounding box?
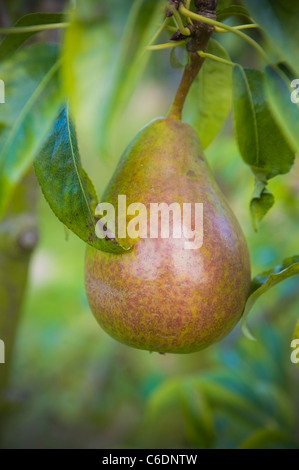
[85,117,251,353]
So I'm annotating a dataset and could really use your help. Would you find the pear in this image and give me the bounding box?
[85,117,251,353]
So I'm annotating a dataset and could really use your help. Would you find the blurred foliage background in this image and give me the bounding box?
[0,0,298,449]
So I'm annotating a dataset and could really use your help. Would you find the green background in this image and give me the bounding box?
[0,0,298,449]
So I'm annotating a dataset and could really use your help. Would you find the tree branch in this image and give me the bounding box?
[0,169,38,399]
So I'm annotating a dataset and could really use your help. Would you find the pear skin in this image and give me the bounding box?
[85,118,251,353]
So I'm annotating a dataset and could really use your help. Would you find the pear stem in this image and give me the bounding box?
[167,0,217,121]
[168,52,204,120]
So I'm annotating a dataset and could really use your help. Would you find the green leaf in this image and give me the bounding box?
[265,66,299,155]
[170,47,185,69]
[239,428,291,449]
[34,107,129,254]
[232,66,295,228]
[250,178,274,232]
[179,381,215,449]
[233,66,294,176]
[148,376,266,429]
[101,0,166,142]
[242,256,299,340]
[61,15,111,161]
[0,43,63,219]
[216,0,232,12]
[217,5,251,22]
[75,0,105,22]
[62,0,165,160]
[243,0,299,77]
[0,13,65,61]
[197,378,268,427]
[186,39,232,149]
[146,378,216,448]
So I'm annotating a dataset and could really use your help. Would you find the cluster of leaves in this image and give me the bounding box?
[0,0,298,234]
[0,1,166,252]
[144,327,298,449]
[186,0,299,231]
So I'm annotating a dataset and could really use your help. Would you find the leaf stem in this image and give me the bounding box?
[147,18,170,48]
[179,5,270,63]
[197,50,236,67]
[166,25,178,32]
[215,23,259,33]
[147,40,188,51]
[167,5,191,36]
[0,23,69,34]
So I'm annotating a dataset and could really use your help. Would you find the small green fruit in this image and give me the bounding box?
[85,117,251,353]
